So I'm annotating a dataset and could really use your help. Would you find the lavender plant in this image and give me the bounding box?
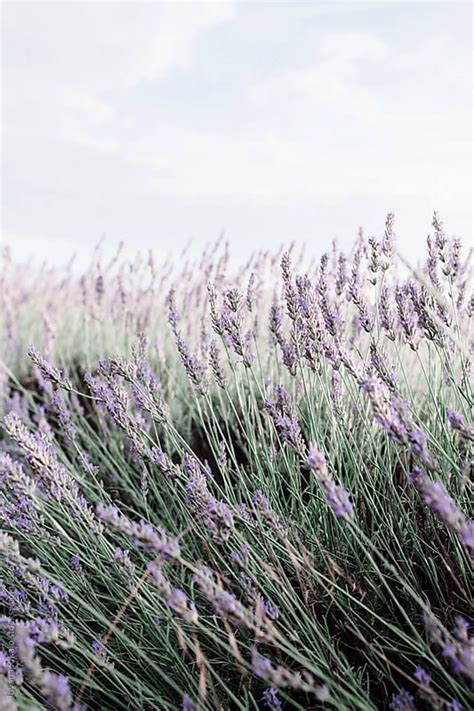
[0,215,472,710]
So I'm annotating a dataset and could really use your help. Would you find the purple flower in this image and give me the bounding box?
[185,471,209,509]
[70,554,81,572]
[395,285,419,350]
[251,647,328,697]
[176,336,206,394]
[97,504,181,560]
[0,651,9,674]
[410,467,473,559]
[269,301,284,346]
[379,286,396,338]
[252,490,270,510]
[307,446,354,520]
[252,650,276,680]
[262,687,282,710]
[166,287,181,335]
[51,392,77,444]
[204,498,234,541]
[281,342,298,376]
[181,695,196,711]
[92,639,114,668]
[447,409,474,442]
[408,431,427,460]
[183,460,234,541]
[212,590,253,629]
[147,562,198,623]
[307,448,326,471]
[389,689,416,710]
[150,448,176,479]
[324,480,354,519]
[453,616,470,642]
[251,490,285,534]
[42,671,73,710]
[382,212,396,264]
[413,666,431,686]
[27,346,73,391]
[246,272,258,311]
[262,599,279,620]
[230,544,249,567]
[4,413,98,530]
[13,619,75,710]
[424,611,474,684]
[209,339,228,388]
[0,455,45,534]
[265,386,305,454]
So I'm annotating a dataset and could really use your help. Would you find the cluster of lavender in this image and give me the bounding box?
[3,413,98,533]
[424,613,474,688]
[0,533,79,711]
[389,614,473,711]
[264,385,354,521]
[251,647,330,700]
[0,215,472,710]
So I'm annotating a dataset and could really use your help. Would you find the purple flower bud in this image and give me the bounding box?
[92,639,114,668]
[27,346,73,391]
[230,544,249,567]
[204,498,234,541]
[389,689,416,710]
[70,554,81,572]
[251,647,328,697]
[413,666,431,686]
[269,301,284,346]
[97,504,180,560]
[181,695,196,711]
[262,599,279,620]
[209,339,228,388]
[307,446,354,520]
[175,336,206,394]
[147,562,198,624]
[212,590,253,629]
[252,490,270,510]
[262,687,282,710]
[424,611,474,684]
[447,409,474,442]
[410,467,473,559]
[265,386,306,454]
[42,671,73,710]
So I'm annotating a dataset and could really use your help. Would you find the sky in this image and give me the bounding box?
[1,0,472,268]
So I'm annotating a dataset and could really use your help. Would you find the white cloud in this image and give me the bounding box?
[250,31,387,124]
[2,2,235,91]
[3,2,236,158]
[121,2,235,88]
[318,30,387,63]
[2,2,471,265]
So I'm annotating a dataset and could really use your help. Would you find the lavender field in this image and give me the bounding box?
[0,214,472,711]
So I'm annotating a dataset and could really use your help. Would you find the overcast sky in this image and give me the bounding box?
[2,1,472,268]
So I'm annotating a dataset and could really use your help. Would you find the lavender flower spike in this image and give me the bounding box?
[27,346,73,391]
[262,687,282,710]
[446,409,474,442]
[146,562,198,624]
[251,646,329,699]
[424,612,474,685]
[388,689,417,710]
[181,695,196,711]
[97,503,181,560]
[410,467,473,560]
[307,446,354,520]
